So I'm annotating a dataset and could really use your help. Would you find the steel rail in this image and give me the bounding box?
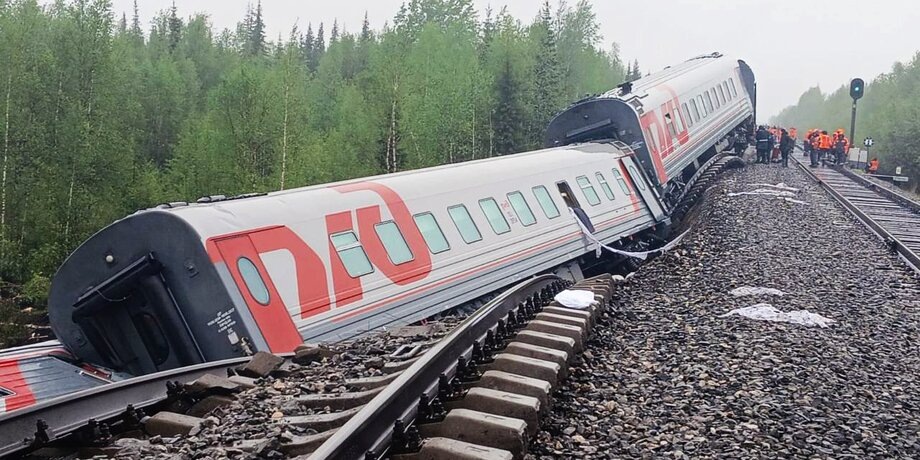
[0,356,252,458]
[792,154,920,271]
[309,275,563,459]
[835,166,920,213]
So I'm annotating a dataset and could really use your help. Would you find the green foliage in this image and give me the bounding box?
[0,0,625,292]
[773,54,920,192]
[22,273,50,304]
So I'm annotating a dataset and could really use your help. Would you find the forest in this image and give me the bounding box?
[0,0,628,318]
[771,54,920,192]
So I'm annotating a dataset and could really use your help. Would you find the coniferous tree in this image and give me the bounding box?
[494,59,524,155]
[302,23,315,70]
[167,2,181,52]
[314,22,325,58]
[629,59,641,81]
[131,0,142,35]
[361,12,371,43]
[480,6,495,56]
[330,20,339,45]
[248,0,266,56]
[531,1,563,139]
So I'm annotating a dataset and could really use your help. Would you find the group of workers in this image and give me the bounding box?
[747,126,880,173]
[803,128,849,167]
[754,125,796,167]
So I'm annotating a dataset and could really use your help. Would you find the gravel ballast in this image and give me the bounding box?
[531,161,920,459]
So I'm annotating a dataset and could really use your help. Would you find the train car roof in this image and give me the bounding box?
[599,52,743,108]
[130,142,631,239]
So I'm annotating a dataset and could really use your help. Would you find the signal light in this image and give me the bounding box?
[850,78,865,100]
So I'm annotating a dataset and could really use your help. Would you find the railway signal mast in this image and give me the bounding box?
[850,78,865,148]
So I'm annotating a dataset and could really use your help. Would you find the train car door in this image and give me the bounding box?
[210,235,303,353]
[621,156,667,222]
[557,181,595,233]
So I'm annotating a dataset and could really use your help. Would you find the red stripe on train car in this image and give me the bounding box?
[0,359,37,412]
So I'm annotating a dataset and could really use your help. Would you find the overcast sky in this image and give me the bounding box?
[111,0,920,119]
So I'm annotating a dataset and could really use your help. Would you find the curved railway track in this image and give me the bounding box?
[793,154,920,270]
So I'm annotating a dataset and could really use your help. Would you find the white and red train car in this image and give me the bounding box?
[40,52,755,380]
[546,52,756,210]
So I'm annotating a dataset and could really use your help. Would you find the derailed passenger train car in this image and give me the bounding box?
[49,147,662,376]
[546,52,756,210]
[43,52,755,378]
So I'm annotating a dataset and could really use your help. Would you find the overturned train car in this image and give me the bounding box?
[546,52,756,211]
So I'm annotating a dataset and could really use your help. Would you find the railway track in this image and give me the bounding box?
[3,274,619,459]
[0,356,250,457]
[793,154,920,270]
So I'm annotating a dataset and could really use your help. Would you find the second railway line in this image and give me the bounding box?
[793,153,920,270]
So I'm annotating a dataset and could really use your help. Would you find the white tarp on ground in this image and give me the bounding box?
[722,303,835,328]
[729,286,786,297]
[751,183,800,192]
[554,290,598,310]
[728,183,808,205]
[727,188,797,198]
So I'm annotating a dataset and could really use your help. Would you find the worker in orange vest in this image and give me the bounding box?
[816,130,832,167]
[867,157,879,174]
[803,129,815,158]
[833,133,850,165]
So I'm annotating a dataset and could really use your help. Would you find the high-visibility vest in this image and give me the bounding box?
[869,159,879,172]
[818,134,832,149]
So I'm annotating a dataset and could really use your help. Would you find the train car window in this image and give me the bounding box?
[331,232,374,277]
[612,169,631,195]
[673,108,685,133]
[690,99,701,122]
[681,103,693,127]
[374,221,415,265]
[556,181,582,209]
[627,165,647,191]
[532,186,561,219]
[711,88,720,108]
[236,257,271,305]
[413,213,450,254]
[507,191,537,226]
[575,176,601,206]
[664,113,678,138]
[696,95,707,117]
[717,85,726,105]
[729,78,738,97]
[595,172,615,200]
[704,92,714,113]
[723,81,732,100]
[479,198,511,235]
[448,205,483,244]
